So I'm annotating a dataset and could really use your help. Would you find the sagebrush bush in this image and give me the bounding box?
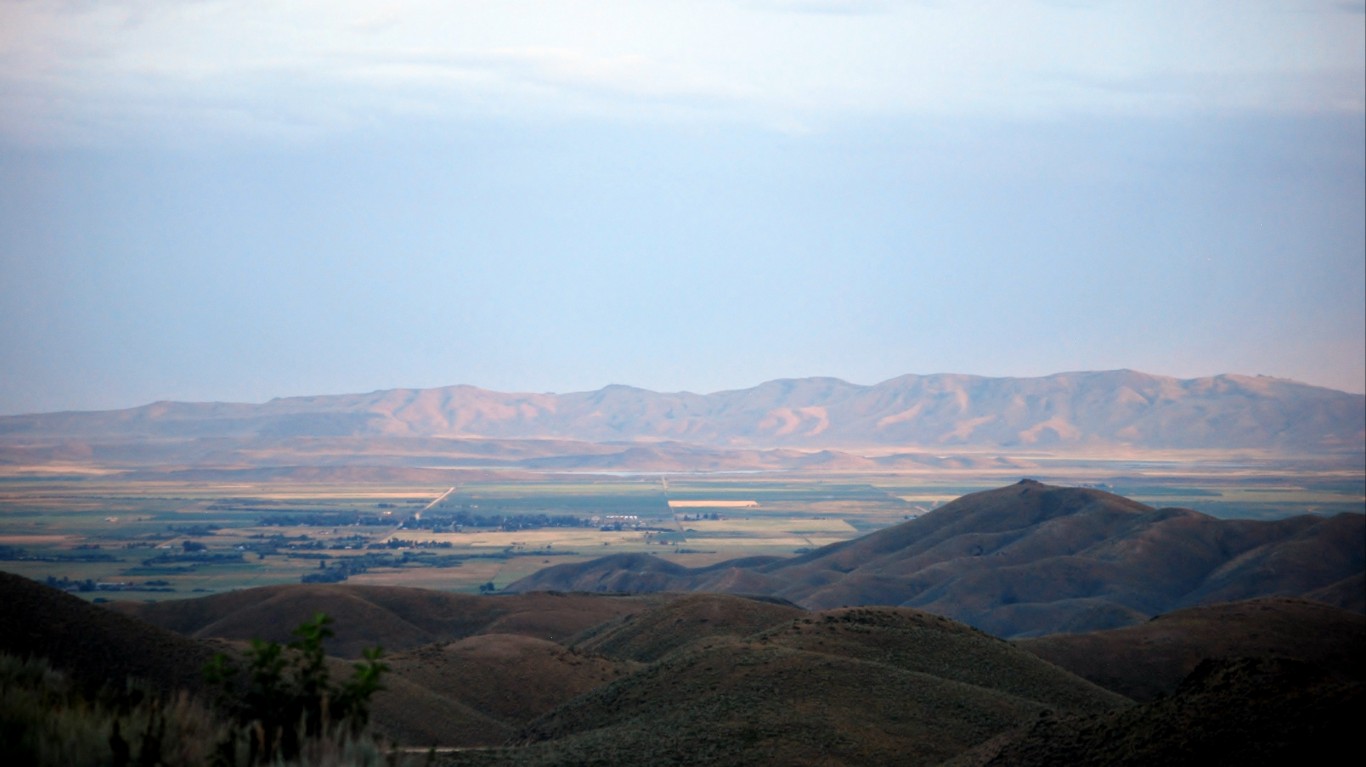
[0,613,413,767]
[0,653,224,766]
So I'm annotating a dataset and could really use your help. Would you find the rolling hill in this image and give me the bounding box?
[109,584,671,657]
[951,655,1363,767]
[3,542,1361,763]
[507,480,1366,637]
[1014,597,1366,702]
[0,571,220,695]
[506,607,1129,767]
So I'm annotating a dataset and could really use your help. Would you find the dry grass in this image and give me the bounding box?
[0,654,228,767]
[380,633,638,742]
[1016,597,1366,701]
[0,534,70,544]
[113,584,667,656]
[0,571,219,695]
[0,652,423,767]
[493,605,1128,767]
[953,656,1364,767]
[7,559,1361,765]
[573,593,805,662]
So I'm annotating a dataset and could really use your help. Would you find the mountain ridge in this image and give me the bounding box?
[2,370,1361,455]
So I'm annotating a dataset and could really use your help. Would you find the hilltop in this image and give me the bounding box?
[507,481,1366,637]
[108,584,672,657]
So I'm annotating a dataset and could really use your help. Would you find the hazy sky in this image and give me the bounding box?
[2,0,1363,414]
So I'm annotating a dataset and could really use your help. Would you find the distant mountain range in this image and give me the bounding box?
[1,372,1362,467]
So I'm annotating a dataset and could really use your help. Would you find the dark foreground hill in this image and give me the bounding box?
[950,655,1364,767]
[4,571,1363,765]
[507,480,1366,637]
[0,570,220,694]
[1016,597,1366,702]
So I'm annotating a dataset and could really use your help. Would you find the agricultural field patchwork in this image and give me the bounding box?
[0,461,1360,600]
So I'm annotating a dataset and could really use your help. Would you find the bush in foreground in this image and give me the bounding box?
[1,613,419,767]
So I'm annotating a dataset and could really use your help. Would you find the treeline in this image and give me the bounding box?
[410,511,590,531]
[257,513,394,527]
[141,551,245,566]
[301,550,468,583]
[0,545,116,562]
[298,547,567,584]
[42,575,174,593]
[165,523,221,536]
[258,510,595,532]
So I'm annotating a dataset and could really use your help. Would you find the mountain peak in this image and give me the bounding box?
[508,482,1364,638]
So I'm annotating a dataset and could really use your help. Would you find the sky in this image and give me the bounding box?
[1,0,1363,415]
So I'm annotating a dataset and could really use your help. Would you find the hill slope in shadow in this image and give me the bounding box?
[5,569,1361,764]
[950,656,1363,767]
[1015,597,1366,702]
[0,571,219,695]
[507,480,1365,638]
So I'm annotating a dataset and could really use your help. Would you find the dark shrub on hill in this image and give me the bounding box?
[205,612,389,764]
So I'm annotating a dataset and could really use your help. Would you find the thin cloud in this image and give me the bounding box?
[1,0,1360,146]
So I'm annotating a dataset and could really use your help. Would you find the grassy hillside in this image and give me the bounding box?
[508,481,1366,637]
[451,605,1125,766]
[952,656,1363,767]
[113,584,671,657]
[0,571,218,695]
[4,567,1361,764]
[572,592,806,662]
[1016,597,1366,701]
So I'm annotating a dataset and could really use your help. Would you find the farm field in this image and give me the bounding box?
[0,457,1361,601]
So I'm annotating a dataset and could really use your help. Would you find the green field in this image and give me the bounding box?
[1,462,1361,601]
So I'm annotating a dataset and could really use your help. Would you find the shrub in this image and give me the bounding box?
[205,612,390,764]
[0,614,398,767]
[0,653,224,767]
